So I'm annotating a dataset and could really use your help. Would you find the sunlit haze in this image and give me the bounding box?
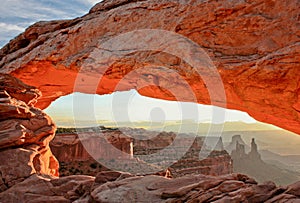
[45,90,258,126]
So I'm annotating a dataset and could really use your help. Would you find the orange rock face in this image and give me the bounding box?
[0,74,59,191]
[0,0,299,201]
[0,0,299,134]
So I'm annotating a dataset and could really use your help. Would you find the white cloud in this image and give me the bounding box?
[0,0,93,47]
[86,0,102,6]
[0,23,25,46]
[0,22,24,32]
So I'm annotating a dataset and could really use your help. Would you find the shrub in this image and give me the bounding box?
[90,162,98,169]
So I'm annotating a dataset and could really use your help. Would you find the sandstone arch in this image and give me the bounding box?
[0,0,299,134]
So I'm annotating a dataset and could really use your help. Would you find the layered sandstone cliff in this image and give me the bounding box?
[0,74,59,191]
[50,129,134,176]
[51,131,133,162]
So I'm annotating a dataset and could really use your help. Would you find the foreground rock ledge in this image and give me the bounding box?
[0,172,300,202]
[0,0,299,134]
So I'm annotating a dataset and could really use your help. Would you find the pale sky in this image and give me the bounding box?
[0,0,99,46]
[45,90,257,125]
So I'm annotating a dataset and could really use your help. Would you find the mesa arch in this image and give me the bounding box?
[0,0,299,134]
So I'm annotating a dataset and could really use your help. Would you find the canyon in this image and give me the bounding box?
[1,75,299,201]
[50,127,232,177]
[0,0,299,202]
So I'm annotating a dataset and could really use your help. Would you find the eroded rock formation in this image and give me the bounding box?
[0,0,300,202]
[51,131,133,163]
[90,173,300,202]
[1,170,300,202]
[0,71,299,202]
[231,137,300,185]
[50,128,134,176]
[0,74,59,191]
[0,174,95,202]
[133,132,232,177]
[50,128,232,177]
[0,0,299,134]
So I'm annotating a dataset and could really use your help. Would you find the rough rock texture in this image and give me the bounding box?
[170,151,233,178]
[93,170,135,187]
[50,130,134,177]
[133,132,232,177]
[1,172,299,202]
[90,173,300,203]
[51,132,133,163]
[0,0,299,202]
[0,0,299,134]
[0,74,59,191]
[0,174,95,203]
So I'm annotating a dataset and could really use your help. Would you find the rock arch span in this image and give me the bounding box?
[0,0,299,134]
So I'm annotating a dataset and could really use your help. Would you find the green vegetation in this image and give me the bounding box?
[56,125,119,134]
[56,127,77,134]
[90,162,98,169]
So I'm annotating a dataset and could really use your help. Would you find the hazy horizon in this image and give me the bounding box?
[45,90,260,125]
[45,91,300,157]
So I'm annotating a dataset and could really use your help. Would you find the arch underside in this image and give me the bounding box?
[0,0,299,134]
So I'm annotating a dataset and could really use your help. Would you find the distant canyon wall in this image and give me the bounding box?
[50,130,232,177]
[50,131,133,162]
